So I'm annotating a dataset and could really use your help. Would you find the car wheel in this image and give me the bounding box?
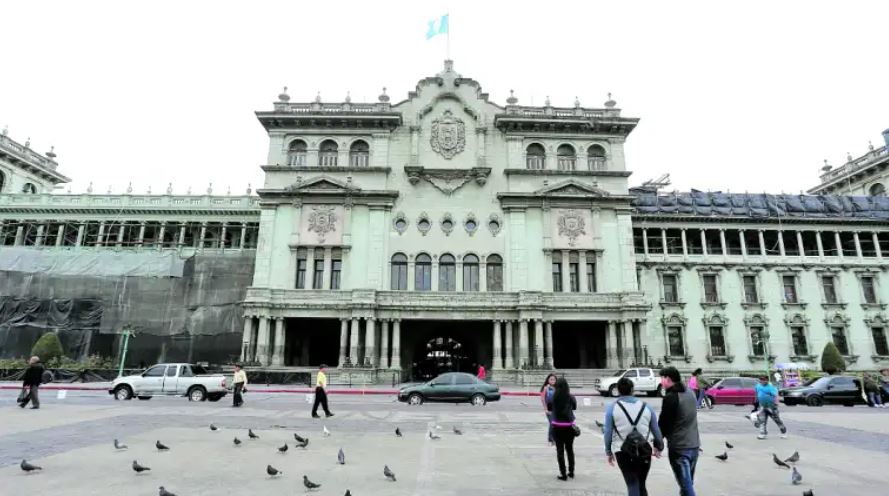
[137,396,152,400]
[114,385,133,401]
[188,387,207,402]
[408,393,424,405]
[471,394,487,406]
[609,385,619,397]
[806,395,824,407]
[706,395,715,408]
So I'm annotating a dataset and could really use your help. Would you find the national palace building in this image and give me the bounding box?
[2,61,888,382]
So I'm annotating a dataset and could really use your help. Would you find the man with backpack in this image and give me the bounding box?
[604,378,664,496]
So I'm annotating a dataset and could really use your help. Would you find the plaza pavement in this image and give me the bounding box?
[1,389,887,496]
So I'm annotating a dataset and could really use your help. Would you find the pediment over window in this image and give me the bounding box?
[288,175,358,192]
[535,179,610,197]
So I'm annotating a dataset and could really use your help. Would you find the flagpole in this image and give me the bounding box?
[446,12,451,60]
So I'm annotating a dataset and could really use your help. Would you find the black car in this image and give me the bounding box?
[397,372,501,406]
[780,375,865,407]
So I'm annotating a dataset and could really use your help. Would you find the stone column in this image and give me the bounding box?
[96,221,106,246]
[504,321,514,369]
[14,225,24,246]
[578,251,588,293]
[365,318,377,367]
[239,223,248,249]
[607,321,617,368]
[661,229,668,254]
[680,228,688,256]
[157,224,166,249]
[492,320,502,370]
[198,222,207,250]
[177,223,187,248]
[617,322,627,368]
[271,317,286,366]
[349,318,360,364]
[853,232,863,258]
[137,222,146,248]
[518,319,530,369]
[778,231,786,256]
[718,229,727,256]
[306,248,317,288]
[642,228,649,255]
[391,320,402,369]
[322,247,333,289]
[534,319,544,366]
[220,223,227,249]
[240,316,253,362]
[758,230,766,257]
[380,319,390,369]
[34,225,44,247]
[255,317,270,366]
[835,231,844,259]
[75,223,85,247]
[338,318,349,367]
[55,224,65,247]
[796,231,804,257]
[544,321,554,368]
[874,232,883,259]
[560,249,570,292]
[739,230,747,257]
[816,231,825,258]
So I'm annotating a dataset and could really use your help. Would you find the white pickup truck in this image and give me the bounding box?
[595,368,664,397]
[109,363,228,402]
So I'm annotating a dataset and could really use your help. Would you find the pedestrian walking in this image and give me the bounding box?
[864,374,884,408]
[688,368,703,409]
[232,363,247,407]
[604,378,664,496]
[658,366,700,496]
[547,377,577,481]
[540,373,557,445]
[311,364,334,418]
[754,375,787,439]
[19,356,44,410]
[881,368,889,399]
[477,363,487,381]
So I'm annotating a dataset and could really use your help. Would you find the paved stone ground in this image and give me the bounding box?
[1,389,888,496]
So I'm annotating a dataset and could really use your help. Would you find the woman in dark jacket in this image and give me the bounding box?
[20,356,44,409]
[548,377,577,480]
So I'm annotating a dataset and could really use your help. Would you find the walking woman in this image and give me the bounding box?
[232,363,247,407]
[689,368,703,409]
[540,373,557,445]
[548,377,578,481]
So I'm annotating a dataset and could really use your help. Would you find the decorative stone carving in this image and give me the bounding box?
[556,209,586,247]
[487,214,502,236]
[417,212,431,236]
[429,110,466,159]
[393,212,408,235]
[440,213,454,236]
[403,166,491,196]
[307,206,337,243]
[464,213,478,236]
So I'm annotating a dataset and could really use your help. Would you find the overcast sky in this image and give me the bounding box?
[2,1,887,195]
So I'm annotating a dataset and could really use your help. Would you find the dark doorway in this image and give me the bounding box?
[285,318,339,367]
[552,321,606,368]
[401,320,490,381]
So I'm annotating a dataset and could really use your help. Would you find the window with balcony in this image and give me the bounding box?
[556,144,576,171]
[861,276,878,304]
[390,253,408,290]
[831,326,850,355]
[749,326,766,357]
[872,326,889,356]
[486,254,503,291]
[295,248,307,289]
[287,139,307,166]
[318,139,338,166]
[349,140,369,167]
[415,253,432,291]
[525,143,545,170]
[708,325,727,356]
[667,325,685,356]
[702,274,719,303]
[551,251,563,292]
[790,325,808,356]
[439,253,456,291]
[743,275,759,303]
[821,275,838,304]
[462,254,479,292]
[782,275,799,304]
[662,274,679,303]
[587,145,606,170]
[330,249,342,290]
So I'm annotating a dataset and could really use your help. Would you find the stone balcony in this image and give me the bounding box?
[0,133,69,183]
[811,144,889,193]
[0,193,261,216]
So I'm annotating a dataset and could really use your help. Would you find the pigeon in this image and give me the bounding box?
[773,453,791,469]
[803,490,814,496]
[266,465,282,477]
[296,438,310,449]
[248,429,259,439]
[395,427,402,437]
[791,466,802,485]
[155,440,170,451]
[428,430,441,440]
[294,433,307,443]
[159,487,176,496]
[209,423,218,431]
[337,448,345,465]
[278,443,288,454]
[785,451,800,464]
[715,452,728,461]
[725,441,734,449]
[233,437,242,446]
[344,491,352,496]
[595,420,605,429]
[114,439,128,450]
[21,460,42,472]
[303,475,321,491]
[384,465,397,481]
[453,426,463,435]
[132,460,151,473]
[323,425,331,437]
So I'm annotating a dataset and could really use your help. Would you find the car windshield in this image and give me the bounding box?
[612,369,627,377]
[803,377,831,388]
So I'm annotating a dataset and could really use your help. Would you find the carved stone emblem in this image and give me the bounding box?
[430,110,465,159]
[307,206,337,243]
[557,209,586,247]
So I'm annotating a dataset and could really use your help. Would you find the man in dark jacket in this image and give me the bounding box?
[20,356,45,409]
[658,366,700,496]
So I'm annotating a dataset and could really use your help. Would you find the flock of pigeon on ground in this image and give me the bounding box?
[19,421,461,495]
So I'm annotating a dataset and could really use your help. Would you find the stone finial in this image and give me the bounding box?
[444,59,454,72]
[574,96,581,108]
[246,183,252,195]
[166,182,173,194]
[378,87,389,103]
[87,181,93,194]
[46,146,56,159]
[278,86,290,102]
[869,140,875,151]
[186,186,192,195]
[207,182,213,195]
[315,91,321,103]
[1,125,7,136]
[506,89,518,105]
[107,185,112,194]
[66,186,71,194]
[147,186,152,194]
[605,92,617,108]
[544,95,551,107]
[226,185,231,196]
[126,182,133,194]
[821,159,832,172]
[846,152,853,163]
[344,91,351,103]
[25,137,31,148]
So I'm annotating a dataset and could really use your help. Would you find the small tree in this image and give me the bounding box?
[30,332,65,365]
[820,341,845,375]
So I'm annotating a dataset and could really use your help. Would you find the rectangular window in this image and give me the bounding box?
[295,248,307,289]
[702,274,719,303]
[783,231,800,256]
[312,258,324,289]
[391,262,408,290]
[662,274,678,303]
[744,230,762,256]
[552,252,563,292]
[762,230,781,256]
[665,229,684,255]
[647,228,664,254]
[861,276,877,304]
[586,262,596,292]
[708,326,726,356]
[569,263,579,292]
[704,229,723,255]
[832,326,849,355]
[743,275,758,303]
[872,327,889,356]
[633,228,645,254]
[415,262,431,291]
[687,229,704,255]
[750,326,765,356]
[667,326,685,356]
[782,275,798,303]
[791,326,808,356]
[822,275,838,304]
[486,262,503,291]
[330,250,342,290]
[463,262,479,292]
[439,263,456,291]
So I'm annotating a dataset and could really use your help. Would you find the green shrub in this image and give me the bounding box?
[30,332,65,364]
[820,342,846,375]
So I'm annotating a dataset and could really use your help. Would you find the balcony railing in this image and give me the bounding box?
[818,145,888,183]
[349,153,369,167]
[287,153,307,167]
[587,157,607,171]
[557,157,576,171]
[0,134,59,171]
[526,156,545,170]
[319,152,338,167]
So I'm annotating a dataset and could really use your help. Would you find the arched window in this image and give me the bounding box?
[587,145,607,171]
[439,253,456,291]
[462,254,479,291]
[415,253,432,291]
[526,143,545,170]
[22,182,37,194]
[556,144,576,171]
[287,140,307,166]
[870,183,886,197]
[349,140,369,167]
[319,139,339,166]
[391,253,408,290]
[486,254,503,291]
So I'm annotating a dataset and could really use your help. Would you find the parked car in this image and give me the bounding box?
[705,377,758,405]
[595,368,663,397]
[397,372,501,406]
[109,363,228,402]
[780,375,865,407]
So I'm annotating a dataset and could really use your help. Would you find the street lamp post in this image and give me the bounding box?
[117,328,134,378]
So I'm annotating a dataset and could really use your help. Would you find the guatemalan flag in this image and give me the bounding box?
[426,14,449,40]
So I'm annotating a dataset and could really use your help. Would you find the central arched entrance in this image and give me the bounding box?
[401,320,490,381]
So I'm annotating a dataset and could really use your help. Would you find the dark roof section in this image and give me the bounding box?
[630,189,889,221]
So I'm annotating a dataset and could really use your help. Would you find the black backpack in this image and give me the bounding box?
[616,401,653,461]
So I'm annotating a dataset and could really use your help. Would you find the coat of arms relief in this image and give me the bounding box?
[430,110,465,159]
[307,206,337,243]
[557,209,587,247]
